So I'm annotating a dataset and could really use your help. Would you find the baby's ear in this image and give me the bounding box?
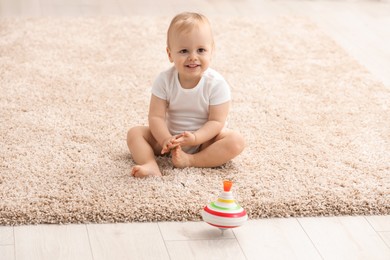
[166,47,173,63]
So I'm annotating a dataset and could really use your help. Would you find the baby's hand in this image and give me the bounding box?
[161,136,180,154]
[173,131,196,147]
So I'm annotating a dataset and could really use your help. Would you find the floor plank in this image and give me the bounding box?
[14,224,93,260]
[233,218,322,260]
[165,239,246,260]
[366,215,390,231]
[298,216,390,260]
[87,222,170,260]
[0,0,40,16]
[0,227,14,245]
[0,245,14,260]
[79,0,123,16]
[158,221,235,240]
[379,232,390,249]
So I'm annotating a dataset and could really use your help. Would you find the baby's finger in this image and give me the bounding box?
[172,137,183,143]
[174,133,184,140]
[166,143,178,151]
[161,145,169,154]
[170,143,180,149]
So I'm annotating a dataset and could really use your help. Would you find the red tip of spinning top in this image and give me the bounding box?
[223,180,233,192]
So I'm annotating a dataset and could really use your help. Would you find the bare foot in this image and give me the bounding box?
[131,164,162,178]
[172,146,193,168]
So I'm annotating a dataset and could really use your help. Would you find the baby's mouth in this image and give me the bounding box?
[186,64,200,68]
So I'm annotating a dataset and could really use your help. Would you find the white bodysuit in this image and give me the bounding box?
[151,67,231,153]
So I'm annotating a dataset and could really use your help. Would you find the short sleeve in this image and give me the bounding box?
[209,78,231,105]
[151,72,167,100]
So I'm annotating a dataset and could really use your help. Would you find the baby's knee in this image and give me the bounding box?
[127,126,143,142]
[230,132,245,154]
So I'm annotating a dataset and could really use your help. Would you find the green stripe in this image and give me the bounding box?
[210,202,241,211]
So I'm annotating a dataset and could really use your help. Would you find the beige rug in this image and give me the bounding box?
[0,17,389,225]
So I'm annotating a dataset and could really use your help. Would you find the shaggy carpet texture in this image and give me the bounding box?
[0,17,389,225]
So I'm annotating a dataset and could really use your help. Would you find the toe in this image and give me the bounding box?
[131,165,140,177]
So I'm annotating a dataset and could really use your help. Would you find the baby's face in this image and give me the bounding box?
[167,24,213,87]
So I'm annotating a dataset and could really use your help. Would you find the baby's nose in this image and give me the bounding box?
[188,52,198,60]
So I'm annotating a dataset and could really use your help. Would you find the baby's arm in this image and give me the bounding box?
[195,101,230,144]
[148,95,177,154]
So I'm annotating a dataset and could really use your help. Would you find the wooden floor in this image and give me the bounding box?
[0,216,390,259]
[1,0,390,259]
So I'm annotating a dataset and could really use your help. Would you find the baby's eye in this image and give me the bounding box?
[198,48,207,53]
[179,49,188,54]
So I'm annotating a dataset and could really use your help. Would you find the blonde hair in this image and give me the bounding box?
[167,12,214,48]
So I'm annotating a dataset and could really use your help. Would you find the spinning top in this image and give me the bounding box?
[201,180,248,231]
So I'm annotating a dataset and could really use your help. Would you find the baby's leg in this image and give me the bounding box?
[127,126,162,177]
[172,129,245,168]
